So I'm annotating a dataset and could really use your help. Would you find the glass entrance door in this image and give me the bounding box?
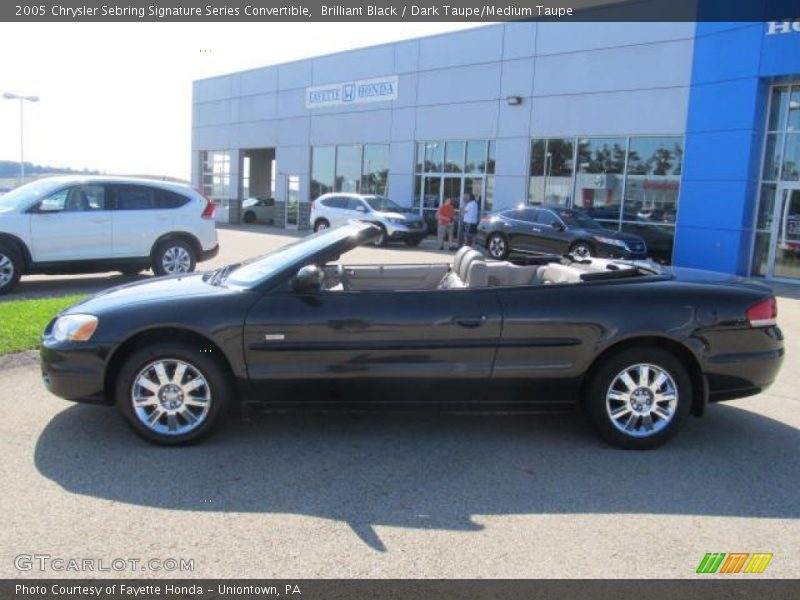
[770,185,800,280]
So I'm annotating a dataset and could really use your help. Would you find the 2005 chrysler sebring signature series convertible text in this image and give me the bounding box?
[41,222,784,449]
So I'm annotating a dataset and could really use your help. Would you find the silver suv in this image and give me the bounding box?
[310,193,427,246]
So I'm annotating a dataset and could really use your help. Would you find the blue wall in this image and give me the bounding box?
[675,21,800,274]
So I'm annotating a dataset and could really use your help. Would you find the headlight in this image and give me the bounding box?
[387,217,406,225]
[52,314,98,342]
[593,236,627,248]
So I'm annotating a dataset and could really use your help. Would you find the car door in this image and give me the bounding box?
[111,184,174,257]
[322,196,348,227]
[506,208,548,254]
[534,209,573,254]
[29,184,112,262]
[243,284,503,402]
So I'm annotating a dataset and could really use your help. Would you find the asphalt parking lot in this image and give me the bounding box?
[0,225,798,578]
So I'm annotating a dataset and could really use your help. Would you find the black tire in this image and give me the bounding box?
[313,219,330,233]
[0,241,23,295]
[486,233,509,260]
[569,241,595,259]
[584,347,692,450]
[372,224,388,247]
[115,342,230,445]
[152,239,196,276]
[243,211,256,224]
[404,237,423,247]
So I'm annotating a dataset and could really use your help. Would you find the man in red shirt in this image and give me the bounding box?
[437,197,456,250]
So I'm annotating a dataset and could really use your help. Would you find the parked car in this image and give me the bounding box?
[242,196,275,225]
[477,205,647,261]
[310,193,426,246]
[0,176,219,294]
[41,222,783,449]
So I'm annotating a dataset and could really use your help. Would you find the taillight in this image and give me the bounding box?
[200,193,215,219]
[747,296,777,327]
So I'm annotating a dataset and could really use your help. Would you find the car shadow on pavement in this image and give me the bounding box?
[34,403,799,551]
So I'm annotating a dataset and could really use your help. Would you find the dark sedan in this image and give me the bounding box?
[477,206,648,261]
[41,222,783,449]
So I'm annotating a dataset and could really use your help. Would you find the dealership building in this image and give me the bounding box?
[192,20,800,281]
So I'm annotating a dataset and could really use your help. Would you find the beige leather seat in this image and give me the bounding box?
[439,247,488,289]
[541,263,584,284]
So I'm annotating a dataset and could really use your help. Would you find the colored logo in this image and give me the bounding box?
[696,552,773,574]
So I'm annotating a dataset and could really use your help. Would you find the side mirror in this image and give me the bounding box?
[291,264,322,294]
[552,222,565,232]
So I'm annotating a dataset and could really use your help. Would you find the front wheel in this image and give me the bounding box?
[115,342,230,445]
[486,233,508,260]
[584,347,691,450]
[313,219,330,233]
[243,211,256,224]
[153,239,196,276]
[0,242,22,295]
[372,224,387,247]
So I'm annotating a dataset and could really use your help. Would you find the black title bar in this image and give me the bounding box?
[3,0,800,22]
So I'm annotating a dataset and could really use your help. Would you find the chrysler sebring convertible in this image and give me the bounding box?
[41,222,784,449]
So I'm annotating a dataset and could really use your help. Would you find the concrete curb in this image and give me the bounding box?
[0,350,39,371]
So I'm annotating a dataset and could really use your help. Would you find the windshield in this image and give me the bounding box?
[0,179,64,211]
[557,210,603,230]
[364,196,402,212]
[225,224,368,288]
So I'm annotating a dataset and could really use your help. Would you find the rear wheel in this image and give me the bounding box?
[569,241,594,259]
[243,211,256,224]
[486,233,508,259]
[115,342,229,445]
[153,239,196,276]
[584,347,691,450]
[0,242,22,295]
[313,219,330,233]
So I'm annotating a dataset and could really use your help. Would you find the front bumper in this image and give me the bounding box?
[40,339,113,404]
[596,243,647,260]
[386,222,427,240]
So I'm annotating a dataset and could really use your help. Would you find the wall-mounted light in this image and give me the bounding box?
[506,95,523,106]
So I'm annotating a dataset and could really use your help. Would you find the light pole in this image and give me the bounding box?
[3,92,39,183]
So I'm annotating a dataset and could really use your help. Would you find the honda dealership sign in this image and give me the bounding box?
[305,76,399,109]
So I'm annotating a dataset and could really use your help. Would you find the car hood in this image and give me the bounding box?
[379,211,423,221]
[64,273,233,314]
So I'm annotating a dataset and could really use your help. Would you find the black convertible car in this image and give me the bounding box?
[41,222,784,449]
[477,206,648,261]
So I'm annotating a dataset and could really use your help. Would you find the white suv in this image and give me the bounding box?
[0,176,219,294]
[310,193,427,246]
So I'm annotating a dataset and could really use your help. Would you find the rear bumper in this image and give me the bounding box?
[702,326,785,402]
[199,243,220,263]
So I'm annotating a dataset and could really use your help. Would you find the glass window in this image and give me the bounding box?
[116,186,154,210]
[323,196,347,209]
[487,140,496,174]
[361,144,389,195]
[536,209,561,226]
[788,87,800,132]
[413,175,422,208]
[155,190,189,209]
[768,86,790,131]
[424,142,443,173]
[287,175,299,227]
[444,141,465,173]
[466,141,487,173]
[38,188,69,212]
[346,197,367,211]
[756,184,777,231]
[415,143,426,173]
[624,136,683,226]
[200,150,230,199]
[506,208,538,222]
[575,137,626,221]
[763,133,781,181]
[311,146,335,200]
[782,133,800,181]
[335,145,362,193]
[528,138,574,206]
[484,176,494,212]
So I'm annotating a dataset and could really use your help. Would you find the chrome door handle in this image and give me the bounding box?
[454,315,488,328]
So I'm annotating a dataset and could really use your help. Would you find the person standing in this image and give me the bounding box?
[437,197,455,250]
[462,193,479,247]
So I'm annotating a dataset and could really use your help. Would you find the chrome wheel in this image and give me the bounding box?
[488,235,506,259]
[0,253,13,288]
[571,244,592,259]
[131,359,211,436]
[161,246,191,274]
[315,221,328,232]
[605,363,678,438]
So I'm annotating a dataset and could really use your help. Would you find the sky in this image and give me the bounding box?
[0,22,486,180]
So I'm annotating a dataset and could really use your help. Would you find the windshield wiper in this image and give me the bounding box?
[207,263,242,286]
